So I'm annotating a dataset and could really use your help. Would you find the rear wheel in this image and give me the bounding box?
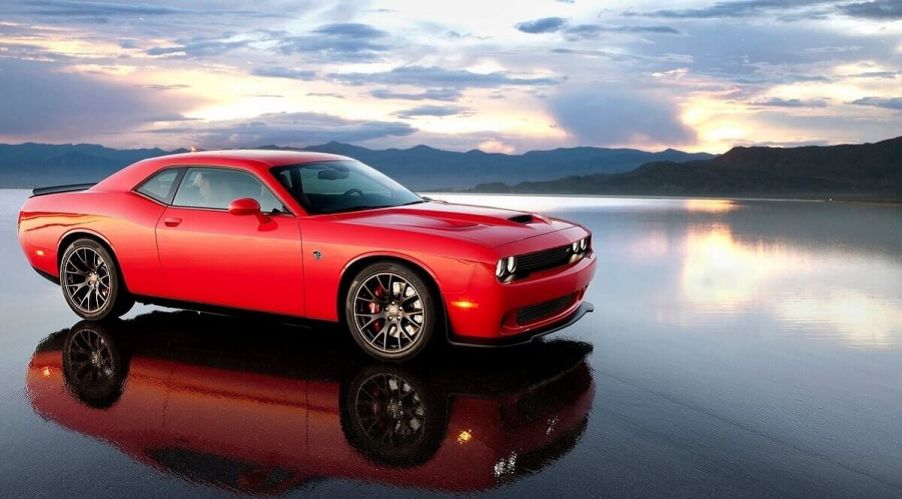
[345,262,436,361]
[60,238,133,320]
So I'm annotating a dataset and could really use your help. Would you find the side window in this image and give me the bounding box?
[136,169,181,203]
[173,168,285,213]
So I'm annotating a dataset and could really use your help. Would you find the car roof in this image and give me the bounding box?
[156,149,350,169]
[93,149,352,196]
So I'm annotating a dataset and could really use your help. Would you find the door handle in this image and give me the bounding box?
[164,217,182,227]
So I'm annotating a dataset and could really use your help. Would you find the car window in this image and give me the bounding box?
[274,161,421,214]
[136,169,181,203]
[173,168,285,213]
[297,166,391,196]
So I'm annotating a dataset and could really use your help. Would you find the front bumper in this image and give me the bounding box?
[448,301,594,347]
[444,246,597,345]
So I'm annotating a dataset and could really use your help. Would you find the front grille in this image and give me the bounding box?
[516,245,572,277]
[516,294,574,325]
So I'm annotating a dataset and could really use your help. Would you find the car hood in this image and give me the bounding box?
[331,201,575,248]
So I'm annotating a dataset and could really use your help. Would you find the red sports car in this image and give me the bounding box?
[17,150,596,360]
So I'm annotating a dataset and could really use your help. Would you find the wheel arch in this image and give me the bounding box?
[57,230,128,291]
[336,254,448,330]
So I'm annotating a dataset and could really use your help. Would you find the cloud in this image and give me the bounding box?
[850,97,902,110]
[563,24,681,40]
[370,88,462,101]
[18,0,272,21]
[252,67,317,80]
[516,17,680,38]
[750,97,829,108]
[138,83,190,90]
[330,66,560,89]
[547,85,696,146]
[314,22,386,38]
[306,92,344,98]
[0,58,201,140]
[551,48,631,60]
[850,71,898,78]
[21,0,200,16]
[394,105,469,118]
[144,111,416,148]
[841,1,902,19]
[275,22,391,61]
[631,0,832,19]
[146,37,248,58]
[515,17,567,34]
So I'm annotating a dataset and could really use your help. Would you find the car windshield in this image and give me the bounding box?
[273,160,423,214]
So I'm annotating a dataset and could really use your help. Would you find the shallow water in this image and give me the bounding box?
[2,189,901,497]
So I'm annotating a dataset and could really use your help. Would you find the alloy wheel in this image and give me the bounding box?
[352,273,425,355]
[62,247,111,314]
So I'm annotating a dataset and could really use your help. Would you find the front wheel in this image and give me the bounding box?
[60,238,133,320]
[345,262,437,361]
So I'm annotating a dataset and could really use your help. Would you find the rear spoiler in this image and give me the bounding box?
[31,183,95,197]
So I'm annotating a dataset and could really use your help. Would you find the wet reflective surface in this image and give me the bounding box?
[28,314,593,494]
[3,190,902,496]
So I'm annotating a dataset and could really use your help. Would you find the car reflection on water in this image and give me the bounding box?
[25,311,594,494]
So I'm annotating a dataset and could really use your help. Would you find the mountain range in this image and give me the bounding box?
[0,142,710,190]
[474,136,902,200]
[0,137,898,200]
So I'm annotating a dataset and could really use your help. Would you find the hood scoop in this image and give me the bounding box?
[508,214,538,224]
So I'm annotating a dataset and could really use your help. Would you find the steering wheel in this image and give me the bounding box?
[342,188,364,197]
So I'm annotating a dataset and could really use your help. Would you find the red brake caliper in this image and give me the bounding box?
[368,285,385,331]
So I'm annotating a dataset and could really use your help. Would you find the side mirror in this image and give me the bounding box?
[228,197,261,216]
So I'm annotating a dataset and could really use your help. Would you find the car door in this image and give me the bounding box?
[155,166,303,316]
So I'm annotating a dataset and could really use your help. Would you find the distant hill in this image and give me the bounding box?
[0,143,185,187]
[473,136,902,200]
[0,142,711,190]
[299,142,713,190]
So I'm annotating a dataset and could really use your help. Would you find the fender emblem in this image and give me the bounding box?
[312,250,322,260]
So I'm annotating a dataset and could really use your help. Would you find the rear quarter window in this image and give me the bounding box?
[136,169,181,203]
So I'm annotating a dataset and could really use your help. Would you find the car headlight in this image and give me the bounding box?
[495,259,506,278]
[571,237,590,254]
[496,256,517,279]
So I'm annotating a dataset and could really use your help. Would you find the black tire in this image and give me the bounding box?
[62,321,127,408]
[340,364,447,467]
[344,262,436,362]
[59,238,133,320]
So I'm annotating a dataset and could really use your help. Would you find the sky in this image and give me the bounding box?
[0,0,899,153]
